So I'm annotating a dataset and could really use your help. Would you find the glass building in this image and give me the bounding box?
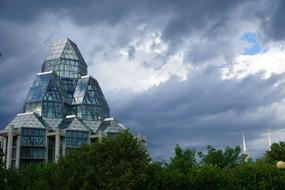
[0,38,133,168]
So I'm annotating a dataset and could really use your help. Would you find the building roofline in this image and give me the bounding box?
[65,115,77,119]
[104,117,115,121]
[17,112,38,116]
[81,75,90,78]
[36,71,53,76]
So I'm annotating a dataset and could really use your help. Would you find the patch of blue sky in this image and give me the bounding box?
[241,32,263,55]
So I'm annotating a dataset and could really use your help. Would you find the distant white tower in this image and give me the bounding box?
[242,131,249,162]
[267,129,272,151]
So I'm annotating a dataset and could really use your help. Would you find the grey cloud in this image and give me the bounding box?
[0,22,49,127]
[1,0,283,67]
[161,0,247,42]
[127,45,136,60]
[108,69,285,158]
[262,0,285,41]
[1,0,284,43]
[0,0,147,25]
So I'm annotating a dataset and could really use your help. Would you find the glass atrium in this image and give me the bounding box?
[0,38,127,168]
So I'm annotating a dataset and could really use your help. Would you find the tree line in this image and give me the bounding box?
[1,131,285,190]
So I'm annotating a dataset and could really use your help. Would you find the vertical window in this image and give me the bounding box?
[66,130,88,148]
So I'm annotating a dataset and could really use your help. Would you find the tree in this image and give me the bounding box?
[53,131,152,190]
[265,142,285,162]
[0,151,9,190]
[7,163,56,190]
[198,145,242,168]
[191,164,231,189]
[231,161,285,189]
[168,145,197,174]
[7,137,285,189]
[161,145,197,189]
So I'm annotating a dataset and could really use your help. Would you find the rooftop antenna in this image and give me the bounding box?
[242,131,249,162]
[267,129,272,151]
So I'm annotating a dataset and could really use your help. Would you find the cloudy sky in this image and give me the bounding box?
[1,0,285,159]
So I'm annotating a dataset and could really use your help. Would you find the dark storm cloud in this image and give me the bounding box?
[0,0,146,24]
[0,0,254,53]
[1,0,283,64]
[262,0,285,41]
[161,1,247,42]
[109,69,285,158]
[1,0,284,42]
[0,0,252,27]
[0,22,49,127]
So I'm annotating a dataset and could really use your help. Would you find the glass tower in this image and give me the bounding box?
[24,38,110,122]
[0,38,129,168]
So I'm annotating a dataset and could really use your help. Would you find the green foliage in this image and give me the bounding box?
[2,134,285,189]
[0,152,9,190]
[6,163,56,190]
[161,145,197,189]
[198,145,242,168]
[54,131,151,190]
[168,144,197,173]
[265,141,285,162]
[231,161,285,189]
[191,164,231,190]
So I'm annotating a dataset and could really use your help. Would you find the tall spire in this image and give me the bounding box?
[242,131,249,162]
[242,131,247,152]
[267,129,272,151]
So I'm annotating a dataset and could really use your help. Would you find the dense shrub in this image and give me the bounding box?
[2,133,285,190]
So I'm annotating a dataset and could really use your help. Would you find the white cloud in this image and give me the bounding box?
[222,45,285,79]
[89,32,190,92]
[91,51,190,92]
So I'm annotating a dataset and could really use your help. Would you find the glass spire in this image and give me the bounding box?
[42,38,87,79]
[23,38,110,123]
